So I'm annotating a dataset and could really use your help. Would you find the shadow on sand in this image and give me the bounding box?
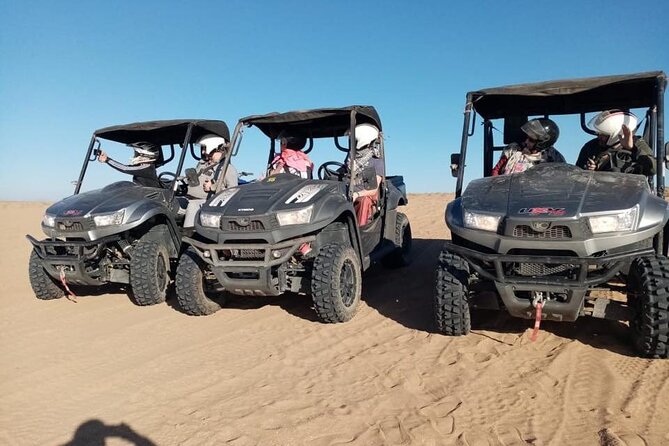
[60,419,156,446]
[162,237,638,356]
[164,284,322,323]
[363,237,640,357]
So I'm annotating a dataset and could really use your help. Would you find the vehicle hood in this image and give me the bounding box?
[462,163,650,217]
[203,173,341,216]
[46,181,165,217]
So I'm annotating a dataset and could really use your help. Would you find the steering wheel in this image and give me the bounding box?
[158,171,177,188]
[318,161,347,180]
[595,149,634,172]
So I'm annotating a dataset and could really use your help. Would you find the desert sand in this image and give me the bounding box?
[1,195,668,446]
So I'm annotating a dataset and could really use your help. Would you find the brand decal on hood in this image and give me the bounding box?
[209,188,240,207]
[63,209,83,216]
[238,208,254,212]
[286,184,327,204]
[518,207,566,216]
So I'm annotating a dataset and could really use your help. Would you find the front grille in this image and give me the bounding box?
[227,220,265,231]
[513,225,572,239]
[232,249,265,260]
[57,220,87,232]
[515,262,577,276]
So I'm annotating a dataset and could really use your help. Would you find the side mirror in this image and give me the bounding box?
[450,153,461,178]
[184,168,199,186]
[665,142,669,169]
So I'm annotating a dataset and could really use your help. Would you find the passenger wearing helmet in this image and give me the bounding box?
[182,134,238,228]
[268,135,314,179]
[492,118,564,176]
[97,142,162,188]
[350,124,385,226]
[575,110,655,175]
[195,134,238,196]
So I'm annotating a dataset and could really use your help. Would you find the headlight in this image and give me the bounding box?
[276,206,314,226]
[200,212,221,228]
[588,207,638,234]
[209,187,240,207]
[93,210,124,227]
[42,214,56,227]
[463,210,500,232]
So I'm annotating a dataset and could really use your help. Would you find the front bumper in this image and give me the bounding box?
[182,235,316,296]
[443,241,654,321]
[27,234,122,285]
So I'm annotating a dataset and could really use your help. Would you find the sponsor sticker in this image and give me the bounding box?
[518,207,566,216]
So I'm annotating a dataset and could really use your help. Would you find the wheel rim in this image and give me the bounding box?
[340,259,357,307]
[157,253,168,291]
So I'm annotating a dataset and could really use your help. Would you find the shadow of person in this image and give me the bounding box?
[60,419,156,446]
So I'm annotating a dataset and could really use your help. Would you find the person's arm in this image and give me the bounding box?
[618,125,655,175]
[630,136,656,175]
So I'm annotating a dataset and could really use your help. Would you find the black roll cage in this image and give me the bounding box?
[73,120,231,204]
[74,126,195,204]
[454,72,666,199]
[216,109,386,201]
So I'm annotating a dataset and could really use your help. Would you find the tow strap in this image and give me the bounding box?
[530,301,543,342]
[58,267,78,303]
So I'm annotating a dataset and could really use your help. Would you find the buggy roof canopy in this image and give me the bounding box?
[470,71,667,119]
[95,119,230,146]
[240,106,382,138]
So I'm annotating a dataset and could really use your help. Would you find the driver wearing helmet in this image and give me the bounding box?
[350,124,384,226]
[98,142,162,188]
[492,118,565,175]
[182,134,238,228]
[575,110,655,175]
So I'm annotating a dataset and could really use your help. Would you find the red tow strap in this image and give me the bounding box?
[530,302,543,342]
[58,267,78,303]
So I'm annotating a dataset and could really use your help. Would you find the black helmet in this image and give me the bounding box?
[521,118,559,150]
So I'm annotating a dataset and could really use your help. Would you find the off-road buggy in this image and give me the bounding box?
[176,106,411,322]
[27,119,231,305]
[435,71,669,358]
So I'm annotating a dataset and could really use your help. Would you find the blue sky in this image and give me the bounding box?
[1,0,667,200]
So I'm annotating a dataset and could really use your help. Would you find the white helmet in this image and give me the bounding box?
[198,134,228,154]
[354,124,380,150]
[588,110,638,147]
[129,141,160,164]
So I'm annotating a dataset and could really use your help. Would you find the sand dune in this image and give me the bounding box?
[1,196,668,445]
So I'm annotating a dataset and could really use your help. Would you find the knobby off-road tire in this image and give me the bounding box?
[28,250,65,300]
[434,248,471,335]
[382,212,412,268]
[175,248,224,316]
[130,231,170,306]
[627,255,669,358]
[311,243,362,323]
